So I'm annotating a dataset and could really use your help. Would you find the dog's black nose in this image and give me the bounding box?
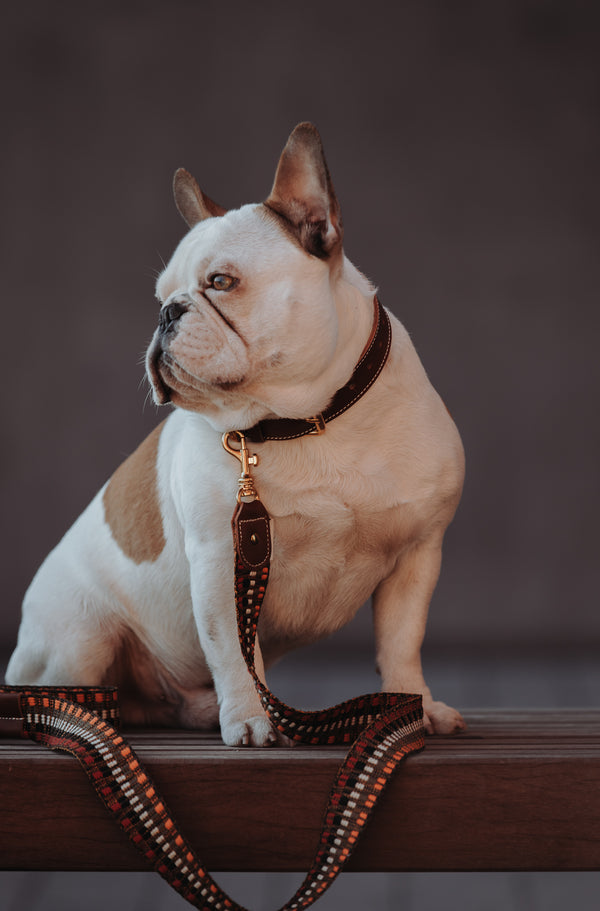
[159,300,188,333]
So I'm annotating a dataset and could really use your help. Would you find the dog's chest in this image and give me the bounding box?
[255,462,409,649]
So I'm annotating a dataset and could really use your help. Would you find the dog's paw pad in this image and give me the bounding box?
[221,714,281,747]
[423,700,467,735]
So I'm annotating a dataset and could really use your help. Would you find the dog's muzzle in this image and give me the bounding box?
[146,298,191,404]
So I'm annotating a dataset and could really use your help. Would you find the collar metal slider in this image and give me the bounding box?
[307,413,326,435]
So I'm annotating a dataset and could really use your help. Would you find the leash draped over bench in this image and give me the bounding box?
[0,297,426,909]
[0,681,423,910]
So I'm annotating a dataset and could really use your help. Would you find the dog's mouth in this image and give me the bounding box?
[159,353,196,393]
[146,330,206,406]
[147,341,247,408]
[146,338,173,405]
[148,350,200,405]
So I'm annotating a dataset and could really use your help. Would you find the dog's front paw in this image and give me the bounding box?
[221,713,282,747]
[422,699,466,735]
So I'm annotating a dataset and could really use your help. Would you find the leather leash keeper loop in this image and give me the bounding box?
[1,297,426,910]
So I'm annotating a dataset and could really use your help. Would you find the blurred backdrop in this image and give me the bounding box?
[2,4,600,911]
[1,0,599,661]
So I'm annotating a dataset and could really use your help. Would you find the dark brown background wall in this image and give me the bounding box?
[1,1,599,655]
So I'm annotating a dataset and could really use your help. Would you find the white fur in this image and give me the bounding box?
[7,130,465,743]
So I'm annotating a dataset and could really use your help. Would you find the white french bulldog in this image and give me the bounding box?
[7,123,466,744]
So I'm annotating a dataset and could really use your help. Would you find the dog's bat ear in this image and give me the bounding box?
[173,168,227,227]
[265,122,343,258]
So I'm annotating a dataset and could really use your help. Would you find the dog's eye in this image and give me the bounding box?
[209,274,236,291]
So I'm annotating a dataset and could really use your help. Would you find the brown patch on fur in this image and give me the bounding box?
[103,421,167,564]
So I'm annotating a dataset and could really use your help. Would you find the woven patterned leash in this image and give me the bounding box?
[0,671,423,911]
[0,522,424,911]
[0,296,426,908]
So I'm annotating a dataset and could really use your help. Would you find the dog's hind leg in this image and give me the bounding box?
[372,535,466,735]
[5,591,120,688]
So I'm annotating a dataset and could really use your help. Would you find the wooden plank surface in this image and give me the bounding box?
[1,710,599,872]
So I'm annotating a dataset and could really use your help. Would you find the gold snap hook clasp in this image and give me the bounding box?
[222,431,260,502]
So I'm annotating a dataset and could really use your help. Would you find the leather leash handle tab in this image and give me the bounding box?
[0,691,23,736]
[232,497,271,569]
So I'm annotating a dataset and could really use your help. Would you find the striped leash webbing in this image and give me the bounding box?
[0,676,423,910]
[0,517,424,911]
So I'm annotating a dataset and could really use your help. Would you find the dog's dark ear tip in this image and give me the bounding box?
[172,168,194,201]
[292,121,318,133]
[288,122,322,147]
[172,169,227,226]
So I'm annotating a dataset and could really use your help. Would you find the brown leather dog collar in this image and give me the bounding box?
[244,296,391,443]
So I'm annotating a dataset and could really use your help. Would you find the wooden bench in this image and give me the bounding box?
[1,710,599,872]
